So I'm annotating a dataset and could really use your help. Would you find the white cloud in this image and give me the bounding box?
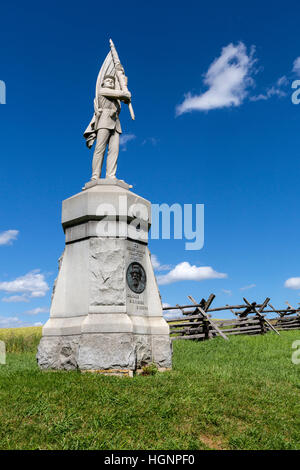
[250,87,285,101]
[120,133,136,151]
[163,311,183,320]
[284,277,300,290]
[0,315,44,328]
[25,307,49,315]
[162,302,184,320]
[157,261,227,285]
[0,230,19,246]
[221,289,232,296]
[151,254,171,272]
[0,316,24,328]
[142,137,159,146]
[250,76,288,101]
[0,270,49,298]
[277,76,289,87]
[240,284,256,291]
[176,42,256,115]
[162,302,171,309]
[293,57,300,77]
[2,294,30,303]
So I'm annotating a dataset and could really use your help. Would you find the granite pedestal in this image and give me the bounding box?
[37,178,172,373]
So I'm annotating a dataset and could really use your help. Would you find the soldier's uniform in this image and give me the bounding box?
[84,88,122,179]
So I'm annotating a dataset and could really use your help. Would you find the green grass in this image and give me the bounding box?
[0,326,42,353]
[0,331,299,450]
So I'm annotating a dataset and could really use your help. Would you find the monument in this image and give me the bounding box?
[37,39,172,375]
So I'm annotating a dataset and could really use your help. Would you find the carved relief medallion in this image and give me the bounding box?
[126,262,146,294]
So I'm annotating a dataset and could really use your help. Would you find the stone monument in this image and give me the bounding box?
[37,39,172,375]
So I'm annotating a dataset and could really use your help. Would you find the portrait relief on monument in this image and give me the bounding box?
[126,241,148,313]
[126,262,147,294]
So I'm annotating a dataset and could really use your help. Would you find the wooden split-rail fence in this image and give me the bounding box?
[164,295,300,341]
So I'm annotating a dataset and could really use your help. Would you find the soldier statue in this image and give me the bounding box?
[83,40,134,181]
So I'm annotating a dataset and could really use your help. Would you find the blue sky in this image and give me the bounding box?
[1,0,300,326]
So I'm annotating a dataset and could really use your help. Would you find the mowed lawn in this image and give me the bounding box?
[0,329,299,450]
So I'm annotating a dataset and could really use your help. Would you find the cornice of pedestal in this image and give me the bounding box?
[82,177,132,191]
[61,179,152,233]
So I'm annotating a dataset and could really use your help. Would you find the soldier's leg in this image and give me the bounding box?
[106,130,120,178]
[92,128,111,180]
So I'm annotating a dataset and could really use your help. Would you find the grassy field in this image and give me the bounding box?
[0,329,299,450]
[0,326,42,353]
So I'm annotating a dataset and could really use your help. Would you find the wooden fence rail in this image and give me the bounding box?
[164,294,300,341]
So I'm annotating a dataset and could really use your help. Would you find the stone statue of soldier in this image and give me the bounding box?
[84,73,131,180]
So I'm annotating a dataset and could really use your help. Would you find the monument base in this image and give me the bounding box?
[37,180,172,373]
[37,332,172,371]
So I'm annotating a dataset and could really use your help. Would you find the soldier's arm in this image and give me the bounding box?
[99,87,131,103]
